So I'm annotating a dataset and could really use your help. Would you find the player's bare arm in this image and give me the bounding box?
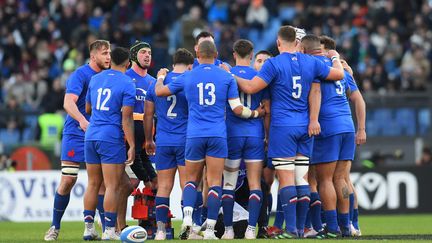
[154,68,172,97]
[228,98,265,119]
[325,49,345,81]
[350,90,366,145]
[122,105,135,165]
[234,75,268,94]
[64,93,89,131]
[144,100,156,155]
[262,98,271,148]
[308,82,321,137]
[85,102,92,115]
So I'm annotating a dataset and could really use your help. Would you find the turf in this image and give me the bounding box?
[0,214,431,242]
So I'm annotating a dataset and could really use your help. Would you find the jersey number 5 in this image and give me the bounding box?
[292,76,302,99]
[197,83,216,105]
[167,95,177,118]
[96,88,111,111]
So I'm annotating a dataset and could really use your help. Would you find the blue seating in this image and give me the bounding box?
[0,129,20,145]
[25,115,39,129]
[22,127,35,142]
[418,109,430,135]
[395,108,416,136]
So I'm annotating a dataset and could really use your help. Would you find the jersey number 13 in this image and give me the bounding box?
[197,83,216,105]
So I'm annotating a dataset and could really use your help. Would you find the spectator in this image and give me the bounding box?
[0,154,17,172]
[416,147,432,166]
[40,78,64,114]
[24,71,48,110]
[0,96,26,138]
[181,5,207,53]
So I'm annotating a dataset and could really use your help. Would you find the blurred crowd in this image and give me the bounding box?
[0,0,431,143]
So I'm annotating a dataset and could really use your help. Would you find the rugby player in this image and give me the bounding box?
[155,40,264,239]
[44,40,110,241]
[83,47,135,240]
[144,48,194,240]
[222,39,269,239]
[229,25,345,238]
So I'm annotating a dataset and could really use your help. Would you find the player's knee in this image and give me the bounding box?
[158,181,174,196]
[333,167,347,181]
[58,175,77,194]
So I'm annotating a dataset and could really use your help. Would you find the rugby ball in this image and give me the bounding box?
[120,226,147,243]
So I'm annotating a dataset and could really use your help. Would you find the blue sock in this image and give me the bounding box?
[248,190,263,227]
[104,211,117,228]
[305,209,311,228]
[349,193,354,223]
[181,200,184,219]
[273,194,284,229]
[83,210,95,223]
[201,206,208,224]
[52,192,70,229]
[183,182,198,222]
[207,186,222,221]
[310,192,323,231]
[353,209,360,230]
[338,213,350,233]
[192,190,202,225]
[156,197,170,223]
[280,186,297,234]
[183,182,198,208]
[267,193,273,215]
[296,185,310,235]
[97,194,105,231]
[321,208,326,225]
[222,189,235,227]
[324,210,338,233]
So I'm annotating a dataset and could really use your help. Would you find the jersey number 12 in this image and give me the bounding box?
[96,88,111,111]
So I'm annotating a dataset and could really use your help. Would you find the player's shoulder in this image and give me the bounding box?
[216,66,235,80]
[125,68,135,77]
[71,64,94,78]
[145,73,156,82]
[167,71,186,81]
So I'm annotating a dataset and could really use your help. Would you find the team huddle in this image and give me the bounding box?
[44,25,366,241]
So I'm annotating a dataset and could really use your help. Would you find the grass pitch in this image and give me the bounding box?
[0,214,431,242]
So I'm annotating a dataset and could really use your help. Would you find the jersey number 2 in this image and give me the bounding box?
[197,83,216,105]
[167,95,177,118]
[96,88,111,111]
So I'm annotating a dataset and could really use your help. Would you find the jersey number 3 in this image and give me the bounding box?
[96,88,111,111]
[197,83,216,105]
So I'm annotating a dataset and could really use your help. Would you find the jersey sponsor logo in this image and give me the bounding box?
[136,88,147,101]
[351,172,418,210]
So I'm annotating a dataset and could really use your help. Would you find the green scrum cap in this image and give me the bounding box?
[130,40,151,68]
